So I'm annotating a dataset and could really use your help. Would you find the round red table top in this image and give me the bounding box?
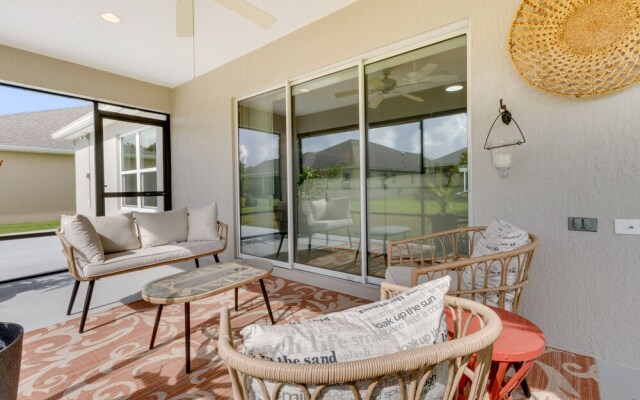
[446,306,546,363]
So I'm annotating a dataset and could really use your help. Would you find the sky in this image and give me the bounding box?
[239,112,468,167]
[0,85,90,116]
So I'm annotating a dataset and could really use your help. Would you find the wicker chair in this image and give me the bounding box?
[385,226,538,313]
[218,282,502,400]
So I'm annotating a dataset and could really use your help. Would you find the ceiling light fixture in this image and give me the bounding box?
[101,12,122,24]
[445,85,463,92]
[299,88,310,93]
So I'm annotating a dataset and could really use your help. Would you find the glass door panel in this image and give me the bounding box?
[292,67,360,275]
[365,35,468,278]
[237,88,287,261]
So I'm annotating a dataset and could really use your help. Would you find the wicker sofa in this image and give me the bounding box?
[56,207,228,333]
[218,281,502,400]
[385,225,538,313]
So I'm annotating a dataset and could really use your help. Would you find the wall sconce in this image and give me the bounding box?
[484,99,526,178]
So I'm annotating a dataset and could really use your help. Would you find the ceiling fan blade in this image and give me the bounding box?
[334,89,358,98]
[368,78,385,90]
[215,0,276,29]
[396,92,424,103]
[176,0,194,37]
[423,74,460,83]
[416,62,437,78]
[368,94,384,109]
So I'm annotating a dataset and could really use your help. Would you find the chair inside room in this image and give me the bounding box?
[385,225,538,313]
[299,197,354,254]
[273,202,288,257]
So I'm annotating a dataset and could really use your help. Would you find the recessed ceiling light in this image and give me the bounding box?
[101,12,122,24]
[299,88,310,93]
[445,85,464,92]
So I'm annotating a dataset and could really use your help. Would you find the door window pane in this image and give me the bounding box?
[121,134,136,171]
[142,172,158,208]
[122,174,137,207]
[292,67,360,275]
[238,88,287,261]
[140,128,157,169]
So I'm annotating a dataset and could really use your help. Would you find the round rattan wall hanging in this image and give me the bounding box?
[509,0,640,98]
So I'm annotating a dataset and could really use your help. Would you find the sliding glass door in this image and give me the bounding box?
[291,68,360,277]
[236,33,468,283]
[365,35,468,278]
[237,88,287,261]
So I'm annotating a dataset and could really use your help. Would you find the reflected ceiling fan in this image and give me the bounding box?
[335,63,459,109]
[176,0,276,37]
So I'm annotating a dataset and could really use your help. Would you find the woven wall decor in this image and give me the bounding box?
[509,0,640,98]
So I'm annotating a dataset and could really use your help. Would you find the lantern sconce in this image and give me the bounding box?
[484,99,526,178]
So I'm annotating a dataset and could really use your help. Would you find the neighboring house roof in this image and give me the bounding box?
[0,106,92,154]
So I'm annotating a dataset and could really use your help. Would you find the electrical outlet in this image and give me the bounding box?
[614,219,640,235]
[568,217,597,232]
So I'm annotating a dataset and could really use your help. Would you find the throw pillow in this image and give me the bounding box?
[461,218,530,310]
[88,212,140,253]
[60,214,104,264]
[241,276,451,400]
[187,202,219,241]
[134,208,188,247]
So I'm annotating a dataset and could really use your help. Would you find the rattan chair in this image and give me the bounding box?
[385,226,538,313]
[218,282,502,400]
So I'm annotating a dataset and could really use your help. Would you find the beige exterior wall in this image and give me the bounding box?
[171,0,640,369]
[0,151,75,224]
[0,44,172,113]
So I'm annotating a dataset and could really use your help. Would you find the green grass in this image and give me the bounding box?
[0,220,60,235]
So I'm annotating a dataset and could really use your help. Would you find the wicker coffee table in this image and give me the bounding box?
[141,258,275,373]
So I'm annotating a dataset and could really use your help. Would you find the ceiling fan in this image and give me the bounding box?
[334,64,459,109]
[176,0,276,37]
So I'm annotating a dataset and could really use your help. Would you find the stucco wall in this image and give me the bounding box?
[0,151,76,224]
[171,0,640,369]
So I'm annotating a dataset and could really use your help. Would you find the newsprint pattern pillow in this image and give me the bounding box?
[461,218,530,310]
[241,276,451,400]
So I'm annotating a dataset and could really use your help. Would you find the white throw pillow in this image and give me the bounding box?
[134,208,188,247]
[241,276,451,400]
[88,212,140,253]
[461,218,530,310]
[187,202,219,241]
[60,214,104,264]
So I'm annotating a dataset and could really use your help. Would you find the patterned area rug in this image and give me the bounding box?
[18,277,600,399]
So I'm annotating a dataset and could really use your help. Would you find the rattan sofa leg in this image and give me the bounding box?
[79,280,95,333]
[214,254,220,263]
[67,280,80,316]
[194,258,200,268]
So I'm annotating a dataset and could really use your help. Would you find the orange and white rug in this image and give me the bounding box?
[18,277,600,399]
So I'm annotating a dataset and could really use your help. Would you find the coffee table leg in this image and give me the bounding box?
[149,304,163,350]
[259,279,275,325]
[185,302,191,374]
[234,287,239,311]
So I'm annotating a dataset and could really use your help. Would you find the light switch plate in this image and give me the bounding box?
[614,219,640,235]
[568,217,597,232]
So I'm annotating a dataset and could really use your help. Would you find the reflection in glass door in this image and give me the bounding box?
[365,35,468,278]
[292,68,361,276]
[237,88,287,261]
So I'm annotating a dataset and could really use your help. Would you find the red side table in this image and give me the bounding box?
[446,306,546,400]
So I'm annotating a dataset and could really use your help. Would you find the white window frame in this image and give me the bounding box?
[119,128,158,211]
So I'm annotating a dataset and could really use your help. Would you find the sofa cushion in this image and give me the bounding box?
[60,214,104,264]
[461,218,530,310]
[241,276,451,400]
[134,208,188,247]
[188,202,219,241]
[81,240,224,278]
[88,212,140,254]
